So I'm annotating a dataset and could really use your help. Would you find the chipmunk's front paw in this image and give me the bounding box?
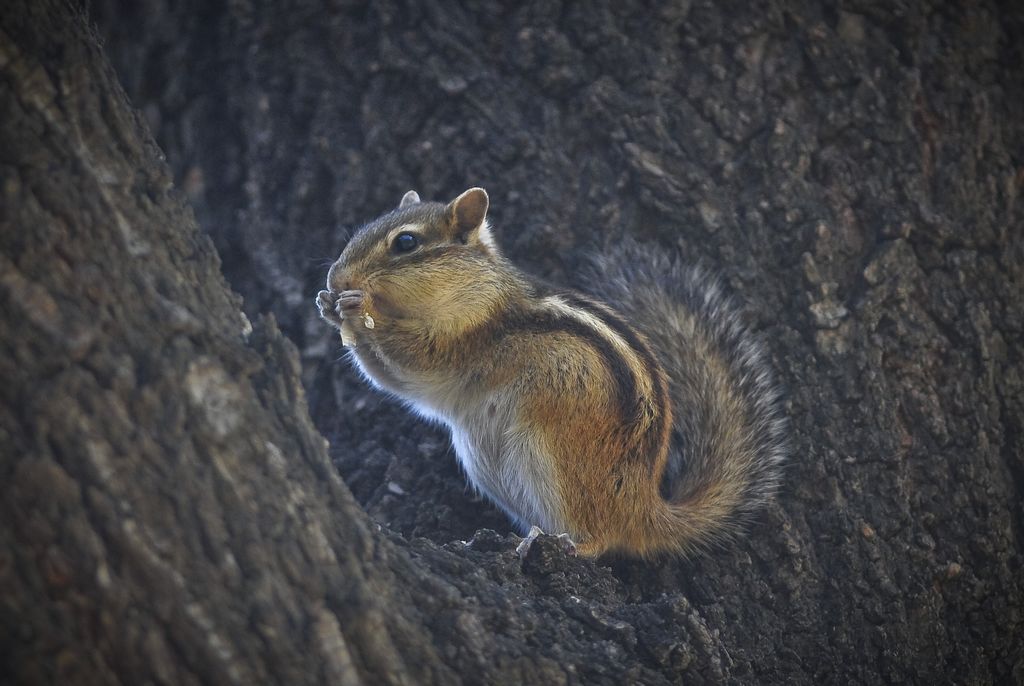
[337,289,365,316]
[339,289,378,332]
[317,290,343,327]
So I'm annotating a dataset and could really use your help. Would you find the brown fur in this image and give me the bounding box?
[317,187,787,559]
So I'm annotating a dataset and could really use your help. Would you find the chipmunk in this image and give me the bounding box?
[317,187,787,558]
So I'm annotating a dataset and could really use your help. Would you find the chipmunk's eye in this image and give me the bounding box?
[392,232,419,253]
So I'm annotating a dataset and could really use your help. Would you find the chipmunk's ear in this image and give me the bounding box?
[448,187,495,248]
[450,187,488,230]
[399,190,420,208]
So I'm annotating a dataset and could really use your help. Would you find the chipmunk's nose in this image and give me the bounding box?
[326,261,353,292]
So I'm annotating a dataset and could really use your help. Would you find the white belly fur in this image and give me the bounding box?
[448,401,565,535]
[423,387,565,534]
[353,350,567,534]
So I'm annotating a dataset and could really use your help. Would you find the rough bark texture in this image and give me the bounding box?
[2,0,1022,683]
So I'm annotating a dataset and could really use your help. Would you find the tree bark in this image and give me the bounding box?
[2,0,1022,683]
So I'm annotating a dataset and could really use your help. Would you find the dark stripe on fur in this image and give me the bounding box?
[496,305,641,432]
[561,293,671,471]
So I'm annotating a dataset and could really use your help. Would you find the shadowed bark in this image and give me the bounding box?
[2,0,1022,683]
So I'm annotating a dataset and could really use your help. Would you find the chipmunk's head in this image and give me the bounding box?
[327,187,506,330]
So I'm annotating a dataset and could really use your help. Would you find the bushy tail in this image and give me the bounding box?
[583,240,789,556]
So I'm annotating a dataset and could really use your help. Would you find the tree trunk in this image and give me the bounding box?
[3,0,1022,683]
